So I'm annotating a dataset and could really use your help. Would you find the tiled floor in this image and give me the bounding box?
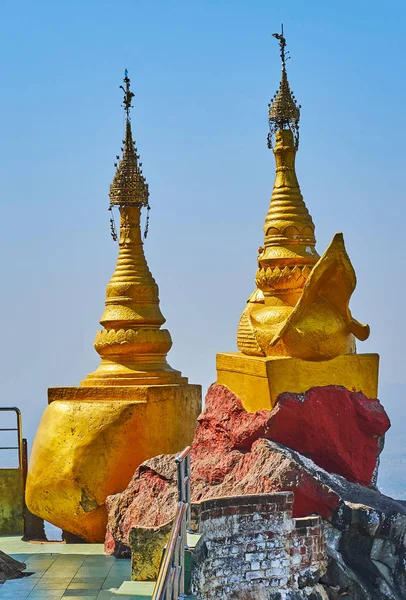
[0,536,135,599]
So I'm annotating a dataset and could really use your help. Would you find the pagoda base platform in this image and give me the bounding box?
[216,352,379,412]
[26,383,201,543]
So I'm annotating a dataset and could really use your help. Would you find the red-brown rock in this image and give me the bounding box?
[192,437,341,518]
[192,384,389,487]
[104,453,178,557]
[105,383,390,552]
[268,386,390,485]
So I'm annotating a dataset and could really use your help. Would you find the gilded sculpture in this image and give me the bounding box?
[26,73,201,541]
[237,32,369,362]
[217,31,378,410]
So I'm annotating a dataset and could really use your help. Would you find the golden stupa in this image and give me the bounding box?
[217,31,378,411]
[26,73,202,542]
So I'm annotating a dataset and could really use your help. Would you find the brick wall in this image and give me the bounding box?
[191,493,327,599]
[291,516,327,588]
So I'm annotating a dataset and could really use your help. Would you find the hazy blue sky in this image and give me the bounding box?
[0,0,406,471]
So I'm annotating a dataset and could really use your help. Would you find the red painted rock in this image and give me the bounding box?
[104,453,178,557]
[266,386,390,486]
[193,384,390,487]
[105,384,391,549]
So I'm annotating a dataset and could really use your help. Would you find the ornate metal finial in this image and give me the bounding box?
[120,69,135,120]
[268,25,301,149]
[109,71,150,236]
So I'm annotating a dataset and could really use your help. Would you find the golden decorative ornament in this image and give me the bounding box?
[236,31,369,361]
[217,28,378,415]
[268,27,301,149]
[26,72,201,542]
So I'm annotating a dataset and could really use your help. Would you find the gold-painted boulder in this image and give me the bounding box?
[26,385,201,542]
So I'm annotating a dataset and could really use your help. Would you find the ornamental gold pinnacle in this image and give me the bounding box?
[267,26,301,149]
[83,71,184,386]
[109,71,149,208]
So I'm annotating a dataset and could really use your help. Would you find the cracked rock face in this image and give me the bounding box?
[322,500,406,599]
[104,453,178,557]
[104,384,404,598]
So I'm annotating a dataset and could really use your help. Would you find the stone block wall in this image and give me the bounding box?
[191,493,327,599]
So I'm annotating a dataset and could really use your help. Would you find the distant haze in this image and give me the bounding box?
[0,0,405,498]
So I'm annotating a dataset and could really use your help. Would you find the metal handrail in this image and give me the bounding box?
[0,407,23,469]
[176,446,191,528]
[152,446,191,600]
[153,502,187,600]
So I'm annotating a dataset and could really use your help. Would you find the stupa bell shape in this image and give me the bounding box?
[83,118,183,386]
[237,126,370,361]
[26,73,201,542]
[217,32,377,411]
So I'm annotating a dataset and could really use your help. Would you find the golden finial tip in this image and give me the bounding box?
[268,28,300,149]
[109,74,149,209]
[120,70,135,117]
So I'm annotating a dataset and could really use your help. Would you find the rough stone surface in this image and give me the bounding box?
[193,437,341,519]
[104,453,178,557]
[321,498,406,600]
[105,384,390,553]
[0,551,26,582]
[104,384,403,598]
[255,445,406,600]
[130,520,172,581]
[191,443,406,600]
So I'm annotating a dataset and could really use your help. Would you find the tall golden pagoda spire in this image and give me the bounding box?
[236,29,368,359]
[83,71,184,385]
[260,28,319,278]
[109,71,149,210]
[267,27,300,149]
[218,28,374,414]
[237,31,320,355]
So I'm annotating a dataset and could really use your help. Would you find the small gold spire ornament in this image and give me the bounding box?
[268,26,301,149]
[109,71,149,208]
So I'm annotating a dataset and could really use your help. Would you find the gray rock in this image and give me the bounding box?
[285,445,406,599]
[0,551,26,582]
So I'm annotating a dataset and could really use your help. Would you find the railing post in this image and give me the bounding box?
[185,453,191,528]
[16,409,23,470]
[153,447,191,600]
[176,459,184,503]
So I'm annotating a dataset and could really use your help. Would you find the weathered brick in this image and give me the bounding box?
[191,492,327,599]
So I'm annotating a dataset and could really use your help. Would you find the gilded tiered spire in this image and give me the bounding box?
[237,31,369,360]
[257,30,319,306]
[82,72,185,385]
